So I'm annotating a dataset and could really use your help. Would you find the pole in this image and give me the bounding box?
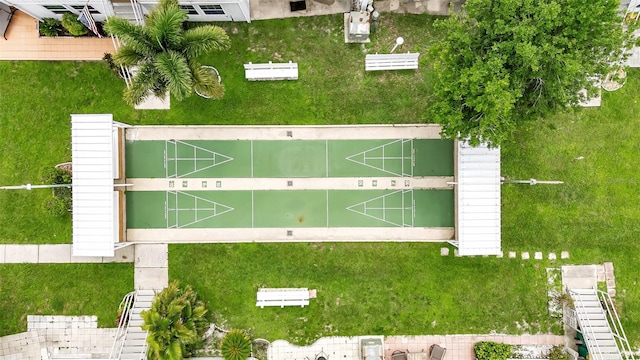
[0,183,71,190]
[501,178,564,185]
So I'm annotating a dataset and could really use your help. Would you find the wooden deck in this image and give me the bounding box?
[0,10,115,61]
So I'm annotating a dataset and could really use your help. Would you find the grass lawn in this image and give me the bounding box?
[0,263,133,336]
[0,11,639,349]
[170,243,562,345]
[501,69,640,344]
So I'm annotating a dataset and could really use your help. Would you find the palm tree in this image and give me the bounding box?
[141,281,210,360]
[104,0,230,106]
[221,329,252,360]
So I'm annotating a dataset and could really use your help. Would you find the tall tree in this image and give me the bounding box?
[141,281,210,360]
[428,0,636,147]
[104,0,230,106]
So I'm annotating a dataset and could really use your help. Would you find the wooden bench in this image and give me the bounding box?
[365,53,420,71]
[244,61,299,81]
[256,288,310,308]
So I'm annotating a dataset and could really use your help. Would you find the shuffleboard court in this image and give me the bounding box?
[125,139,454,178]
[126,189,454,229]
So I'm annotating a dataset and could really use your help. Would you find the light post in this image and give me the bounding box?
[390,37,404,53]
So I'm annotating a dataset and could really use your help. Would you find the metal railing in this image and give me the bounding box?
[109,291,137,360]
[598,290,636,360]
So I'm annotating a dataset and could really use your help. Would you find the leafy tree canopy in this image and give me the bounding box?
[104,0,230,106]
[428,0,636,147]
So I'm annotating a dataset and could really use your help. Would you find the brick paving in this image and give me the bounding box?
[0,10,115,61]
[267,334,564,360]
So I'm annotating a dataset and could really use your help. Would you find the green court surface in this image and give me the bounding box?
[125,139,454,178]
[126,189,454,229]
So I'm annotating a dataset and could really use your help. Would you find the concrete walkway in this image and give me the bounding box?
[134,244,169,291]
[125,124,443,141]
[0,244,133,264]
[268,334,564,360]
[0,10,115,61]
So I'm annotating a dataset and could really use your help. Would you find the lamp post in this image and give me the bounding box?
[390,37,404,53]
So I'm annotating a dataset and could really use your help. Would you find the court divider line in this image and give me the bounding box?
[326,189,329,227]
[250,140,254,178]
[325,140,329,177]
[251,190,255,228]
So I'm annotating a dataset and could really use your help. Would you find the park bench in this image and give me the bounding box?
[256,288,310,308]
[364,53,420,71]
[244,61,299,81]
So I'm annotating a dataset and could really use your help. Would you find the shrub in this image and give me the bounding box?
[62,12,88,36]
[40,166,71,185]
[221,329,252,360]
[474,342,512,360]
[43,196,69,217]
[142,281,211,360]
[40,18,63,37]
[548,345,569,360]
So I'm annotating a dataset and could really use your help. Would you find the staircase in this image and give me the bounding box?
[110,290,155,360]
[568,289,635,360]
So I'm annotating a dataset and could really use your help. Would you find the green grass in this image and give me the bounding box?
[1,11,640,349]
[170,243,561,345]
[0,263,134,336]
[501,69,640,345]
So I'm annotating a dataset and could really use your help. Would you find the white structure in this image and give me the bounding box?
[244,61,299,81]
[256,288,311,308]
[568,288,635,360]
[365,53,420,71]
[0,0,251,23]
[71,114,127,257]
[453,140,501,256]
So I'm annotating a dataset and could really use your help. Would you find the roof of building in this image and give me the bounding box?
[456,140,501,256]
[71,114,115,257]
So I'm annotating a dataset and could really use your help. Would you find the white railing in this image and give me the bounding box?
[569,289,608,360]
[598,290,636,360]
[109,291,137,360]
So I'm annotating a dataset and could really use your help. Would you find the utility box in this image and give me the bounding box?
[361,338,383,360]
[348,11,370,41]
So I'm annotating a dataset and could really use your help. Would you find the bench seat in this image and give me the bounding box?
[244,61,299,81]
[256,288,310,308]
[365,53,420,71]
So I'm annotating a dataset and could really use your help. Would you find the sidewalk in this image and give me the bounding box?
[0,244,133,263]
[268,334,565,360]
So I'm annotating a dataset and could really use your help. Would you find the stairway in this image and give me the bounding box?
[569,289,630,360]
[119,290,155,360]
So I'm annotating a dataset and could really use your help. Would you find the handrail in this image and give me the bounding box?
[597,290,636,360]
[569,288,607,360]
[109,291,137,360]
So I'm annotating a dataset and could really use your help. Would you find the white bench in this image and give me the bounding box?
[365,53,420,71]
[256,288,310,308]
[244,61,299,81]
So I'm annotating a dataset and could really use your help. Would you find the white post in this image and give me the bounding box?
[390,37,404,53]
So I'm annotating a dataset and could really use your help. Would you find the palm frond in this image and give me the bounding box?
[192,64,224,99]
[146,0,187,50]
[104,17,157,57]
[112,46,145,66]
[155,51,193,101]
[183,25,231,59]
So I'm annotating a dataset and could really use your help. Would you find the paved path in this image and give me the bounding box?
[134,244,168,291]
[0,10,115,61]
[0,244,133,264]
[268,334,564,360]
[125,124,443,141]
